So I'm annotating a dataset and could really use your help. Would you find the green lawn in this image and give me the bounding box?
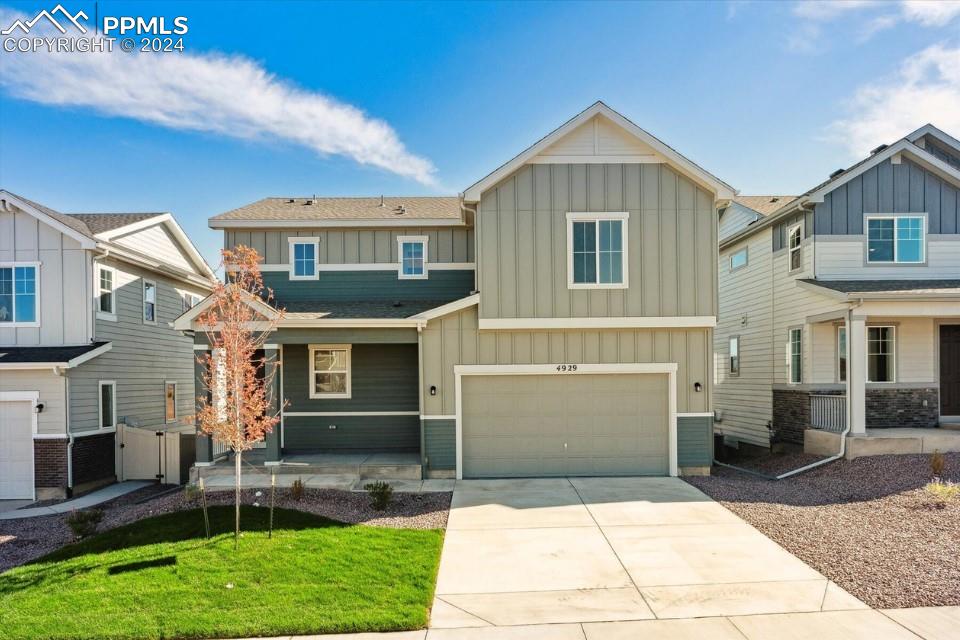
[0,506,444,640]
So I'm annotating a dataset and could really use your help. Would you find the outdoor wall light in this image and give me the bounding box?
[430,385,437,396]
[34,402,45,413]
[694,382,703,393]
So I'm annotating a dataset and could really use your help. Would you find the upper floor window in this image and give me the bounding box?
[730,248,748,271]
[867,326,896,383]
[567,212,629,289]
[397,235,428,279]
[867,215,925,263]
[97,265,116,318]
[0,264,38,326]
[729,336,740,376]
[309,344,351,399]
[182,292,201,313]
[143,279,157,324]
[787,224,802,272]
[788,328,802,384]
[289,238,319,280]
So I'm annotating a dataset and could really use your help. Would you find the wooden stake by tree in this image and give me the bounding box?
[195,245,284,548]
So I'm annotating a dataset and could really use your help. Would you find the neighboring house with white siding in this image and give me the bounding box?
[0,190,216,499]
[714,125,960,450]
[176,101,734,480]
[718,196,794,241]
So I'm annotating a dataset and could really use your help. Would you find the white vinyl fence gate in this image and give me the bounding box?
[116,423,194,485]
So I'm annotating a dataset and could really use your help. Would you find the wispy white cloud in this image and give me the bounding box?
[900,0,960,27]
[827,43,960,157]
[0,8,436,184]
[792,0,879,21]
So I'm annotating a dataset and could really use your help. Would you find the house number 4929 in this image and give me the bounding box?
[556,364,578,372]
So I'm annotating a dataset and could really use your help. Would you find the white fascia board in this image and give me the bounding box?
[477,316,716,330]
[209,218,466,229]
[462,102,735,202]
[0,191,96,249]
[172,289,278,330]
[409,294,480,321]
[66,342,112,367]
[0,342,112,370]
[454,362,678,375]
[259,318,423,329]
[906,124,960,154]
[795,280,850,301]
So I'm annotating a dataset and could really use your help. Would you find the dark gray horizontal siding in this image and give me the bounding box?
[677,415,713,467]
[263,270,474,303]
[196,328,419,346]
[423,419,455,470]
[283,343,418,412]
[283,415,419,452]
[813,158,960,235]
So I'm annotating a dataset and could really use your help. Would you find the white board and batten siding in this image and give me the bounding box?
[113,224,197,273]
[0,206,92,346]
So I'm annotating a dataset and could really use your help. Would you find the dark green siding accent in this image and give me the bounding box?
[423,419,455,470]
[263,270,474,303]
[284,344,418,412]
[677,415,713,467]
[194,328,419,346]
[283,415,419,452]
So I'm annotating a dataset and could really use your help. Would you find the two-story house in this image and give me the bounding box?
[177,102,734,479]
[715,125,960,452]
[0,190,216,499]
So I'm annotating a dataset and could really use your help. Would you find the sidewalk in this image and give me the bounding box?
[0,481,153,520]
[258,607,959,639]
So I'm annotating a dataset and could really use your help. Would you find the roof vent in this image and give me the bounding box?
[870,144,888,155]
[769,197,780,203]
[287,198,295,203]
[828,168,845,179]
[305,195,316,205]
[394,204,406,215]
[379,195,385,207]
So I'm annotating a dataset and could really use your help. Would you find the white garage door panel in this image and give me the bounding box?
[0,401,35,499]
[462,373,669,478]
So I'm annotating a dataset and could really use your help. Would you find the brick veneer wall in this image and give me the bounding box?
[34,439,68,489]
[772,389,809,444]
[866,387,939,429]
[72,432,116,485]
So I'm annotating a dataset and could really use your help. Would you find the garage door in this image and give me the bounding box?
[461,373,669,478]
[0,401,35,499]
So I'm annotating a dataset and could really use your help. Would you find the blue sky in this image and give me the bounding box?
[1,0,958,268]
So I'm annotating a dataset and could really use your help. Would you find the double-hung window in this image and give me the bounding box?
[837,326,847,383]
[788,328,802,384]
[99,381,116,430]
[867,326,895,383]
[143,279,157,323]
[787,224,802,272]
[867,215,925,263]
[567,212,628,288]
[397,236,428,279]
[97,265,116,318]
[0,263,38,326]
[289,238,319,280]
[309,344,351,399]
[729,336,740,376]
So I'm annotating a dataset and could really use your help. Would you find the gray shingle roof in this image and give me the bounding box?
[69,212,165,235]
[800,279,960,295]
[210,196,463,223]
[277,300,449,319]
[733,195,797,216]
[7,192,94,237]
[0,342,109,364]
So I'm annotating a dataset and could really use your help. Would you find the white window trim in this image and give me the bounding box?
[288,237,320,280]
[729,335,740,376]
[787,328,802,384]
[96,263,117,321]
[164,380,178,423]
[787,223,803,274]
[866,325,897,384]
[181,291,202,313]
[566,211,629,290]
[837,325,847,384]
[397,235,429,280]
[308,344,352,399]
[0,261,41,328]
[865,214,926,264]
[729,247,748,272]
[142,278,157,324]
[98,380,117,431]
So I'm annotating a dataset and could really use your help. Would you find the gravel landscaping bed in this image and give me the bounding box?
[0,485,450,573]
[718,446,827,476]
[686,453,960,609]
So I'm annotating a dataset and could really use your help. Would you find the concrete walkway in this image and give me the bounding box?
[432,477,864,627]
[0,481,153,520]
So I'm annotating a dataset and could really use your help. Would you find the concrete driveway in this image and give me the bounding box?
[432,477,866,629]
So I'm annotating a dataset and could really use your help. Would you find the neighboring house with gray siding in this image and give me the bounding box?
[714,125,960,450]
[178,102,734,479]
[0,190,215,499]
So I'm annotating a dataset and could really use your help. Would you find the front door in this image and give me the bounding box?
[941,325,960,417]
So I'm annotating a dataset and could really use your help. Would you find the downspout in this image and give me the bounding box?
[416,323,427,473]
[54,365,75,496]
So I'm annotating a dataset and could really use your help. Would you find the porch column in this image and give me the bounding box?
[264,347,282,464]
[848,314,867,436]
[194,348,213,464]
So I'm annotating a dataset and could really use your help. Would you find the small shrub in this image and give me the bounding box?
[930,449,946,479]
[183,483,200,502]
[290,477,305,501]
[364,481,394,511]
[925,479,960,506]
[66,509,104,539]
